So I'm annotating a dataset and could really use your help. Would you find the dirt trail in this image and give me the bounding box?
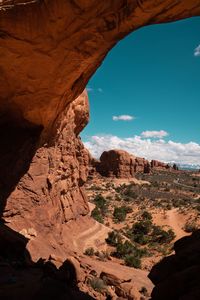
[166,209,187,240]
[73,219,111,252]
[154,208,187,241]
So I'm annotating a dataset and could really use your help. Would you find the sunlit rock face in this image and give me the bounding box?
[0,0,200,262]
[95,149,149,178]
[0,90,90,261]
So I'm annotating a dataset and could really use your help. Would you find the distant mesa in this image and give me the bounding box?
[89,149,177,179]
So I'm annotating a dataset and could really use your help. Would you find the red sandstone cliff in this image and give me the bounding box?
[1,90,90,261]
[90,149,168,179]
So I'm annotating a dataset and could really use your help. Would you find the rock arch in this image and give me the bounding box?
[0,0,200,275]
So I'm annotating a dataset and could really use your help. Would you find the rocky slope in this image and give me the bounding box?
[90,149,168,178]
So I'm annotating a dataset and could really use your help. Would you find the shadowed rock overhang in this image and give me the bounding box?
[0,0,200,140]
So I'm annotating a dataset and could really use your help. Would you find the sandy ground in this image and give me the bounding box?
[73,220,111,252]
[153,208,189,240]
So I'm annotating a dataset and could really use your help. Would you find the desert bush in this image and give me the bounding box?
[115,183,138,201]
[84,247,95,256]
[113,240,146,261]
[91,207,104,223]
[132,220,152,235]
[89,277,107,292]
[105,182,114,189]
[123,184,138,199]
[94,194,107,210]
[141,210,152,221]
[90,185,102,191]
[151,226,175,243]
[113,206,131,222]
[95,250,110,261]
[105,230,122,246]
[124,254,141,268]
[128,220,175,246]
[115,194,122,201]
[114,240,136,258]
[184,221,198,233]
[151,181,159,188]
[115,183,126,193]
[172,198,186,208]
[132,233,149,245]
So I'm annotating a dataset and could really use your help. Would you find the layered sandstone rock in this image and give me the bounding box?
[151,160,167,169]
[96,150,138,178]
[1,90,90,261]
[92,149,167,178]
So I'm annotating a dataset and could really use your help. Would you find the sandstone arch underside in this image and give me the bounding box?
[0,1,200,298]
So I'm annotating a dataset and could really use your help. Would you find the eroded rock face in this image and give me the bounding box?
[95,150,145,178]
[1,90,90,261]
[93,149,167,178]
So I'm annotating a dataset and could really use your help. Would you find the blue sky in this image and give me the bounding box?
[81,17,200,166]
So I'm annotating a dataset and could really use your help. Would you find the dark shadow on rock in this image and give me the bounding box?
[0,109,43,216]
[0,256,95,300]
[149,230,200,300]
[0,111,94,299]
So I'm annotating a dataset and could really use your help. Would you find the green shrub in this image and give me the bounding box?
[132,220,152,235]
[124,254,141,268]
[114,240,135,258]
[93,194,108,216]
[113,206,129,222]
[91,207,104,223]
[132,233,149,245]
[84,247,95,256]
[113,240,145,261]
[151,226,175,243]
[152,181,159,188]
[123,184,138,199]
[184,221,198,233]
[141,211,152,221]
[90,185,102,191]
[94,194,106,207]
[106,231,122,246]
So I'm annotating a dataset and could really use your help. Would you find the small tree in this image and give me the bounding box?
[105,231,122,246]
[124,254,141,268]
[113,206,127,222]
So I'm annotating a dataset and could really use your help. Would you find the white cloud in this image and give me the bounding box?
[141,130,168,138]
[83,134,200,167]
[86,87,103,93]
[194,45,200,57]
[112,115,135,121]
[86,87,93,92]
